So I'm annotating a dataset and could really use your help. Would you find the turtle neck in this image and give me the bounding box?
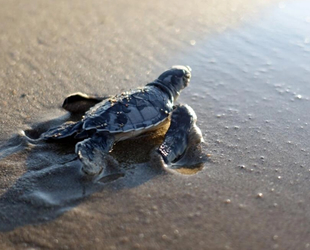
[146,80,178,102]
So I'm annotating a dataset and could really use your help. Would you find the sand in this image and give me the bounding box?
[1,0,310,249]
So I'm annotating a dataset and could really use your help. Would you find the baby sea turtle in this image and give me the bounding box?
[41,66,204,175]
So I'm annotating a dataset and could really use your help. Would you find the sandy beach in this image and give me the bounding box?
[1,0,310,249]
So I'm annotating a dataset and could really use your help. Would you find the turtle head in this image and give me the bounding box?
[157,65,191,100]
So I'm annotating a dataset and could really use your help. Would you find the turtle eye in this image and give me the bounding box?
[182,76,190,87]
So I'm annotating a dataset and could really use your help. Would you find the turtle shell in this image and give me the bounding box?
[81,86,173,133]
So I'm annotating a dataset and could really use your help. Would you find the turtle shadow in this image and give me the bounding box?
[0,125,166,232]
[0,113,207,232]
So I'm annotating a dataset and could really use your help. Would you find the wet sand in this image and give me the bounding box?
[1,0,310,249]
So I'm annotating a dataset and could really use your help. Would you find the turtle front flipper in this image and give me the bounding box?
[158,104,204,167]
[76,132,117,176]
[63,92,111,114]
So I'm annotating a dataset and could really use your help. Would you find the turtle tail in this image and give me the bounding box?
[41,121,83,140]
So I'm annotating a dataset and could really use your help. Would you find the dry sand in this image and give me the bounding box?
[1,0,310,249]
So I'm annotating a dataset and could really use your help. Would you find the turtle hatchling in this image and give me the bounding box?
[41,66,204,175]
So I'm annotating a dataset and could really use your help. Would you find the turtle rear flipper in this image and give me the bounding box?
[158,104,204,166]
[41,121,83,140]
[63,92,110,114]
